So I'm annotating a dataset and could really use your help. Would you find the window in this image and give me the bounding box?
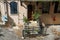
[54,2,60,13]
[10,2,17,14]
[57,3,60,13]
[54,2,59,13]
[42,2,50,13]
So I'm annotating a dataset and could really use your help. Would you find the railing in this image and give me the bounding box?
[22,26,40,38]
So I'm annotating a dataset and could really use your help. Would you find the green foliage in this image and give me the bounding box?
[25,30,30,33]
[23,16,28,23]
[23,11,41,22]
[33,11,40,21]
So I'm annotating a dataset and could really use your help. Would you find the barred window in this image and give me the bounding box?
[54,2,59,13]
[54,2,60,13]
[42,2,50,13]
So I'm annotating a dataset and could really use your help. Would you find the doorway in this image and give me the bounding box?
[27,4,33,21]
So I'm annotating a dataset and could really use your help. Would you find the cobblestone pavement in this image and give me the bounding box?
[20,36,45,40]
[0,25,60,40]
[0,27,20,40]
[20,25,60,40]
[20,35,55,40]
[0,27,50,40]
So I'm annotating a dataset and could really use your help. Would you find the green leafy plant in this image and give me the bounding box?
[25,30,30,34]
[23,16,28,23]
[33,11,40,21]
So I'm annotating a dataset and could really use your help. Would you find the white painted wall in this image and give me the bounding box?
[0,2,6,19]
[0,1,6,25]
[8,1,18,26]
[19,2,27,25]
[7,1,27,26]
[0,0,27,27]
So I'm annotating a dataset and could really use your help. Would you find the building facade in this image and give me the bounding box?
[0,1,60,27]
[0,0,60,27]
[0,0,60,37]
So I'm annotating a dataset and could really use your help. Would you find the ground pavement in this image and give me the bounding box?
[0,25,60,40]
[0,27,20,40]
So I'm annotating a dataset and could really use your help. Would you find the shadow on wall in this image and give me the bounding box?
[5,16,16,28]
[0,12,2,22]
